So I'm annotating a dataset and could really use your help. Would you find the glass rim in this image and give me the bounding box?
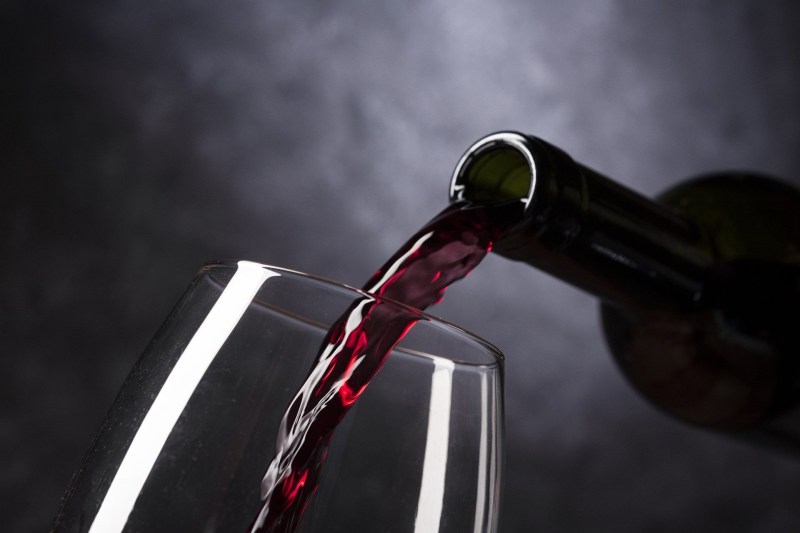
[200,259,505,368]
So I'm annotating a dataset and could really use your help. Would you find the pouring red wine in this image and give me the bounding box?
[255,130,800,531]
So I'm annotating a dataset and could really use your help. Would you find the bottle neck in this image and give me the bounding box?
[449,132,715,312]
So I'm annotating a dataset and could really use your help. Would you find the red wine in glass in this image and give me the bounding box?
[251,200,521,532]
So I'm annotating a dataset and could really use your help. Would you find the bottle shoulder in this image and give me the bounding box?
[657,172,800,265]
[603,172,800,430]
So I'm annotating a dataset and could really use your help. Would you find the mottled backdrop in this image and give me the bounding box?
[3,1,800,531]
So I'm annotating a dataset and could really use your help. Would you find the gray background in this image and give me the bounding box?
[4,1,800,531]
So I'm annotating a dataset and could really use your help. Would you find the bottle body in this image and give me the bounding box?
[603,174,800,435]
[450,131,800,445]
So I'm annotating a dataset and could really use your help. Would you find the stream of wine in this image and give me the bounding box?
[251,200,521,532]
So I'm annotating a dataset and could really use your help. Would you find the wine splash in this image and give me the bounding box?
[251,201,522,532]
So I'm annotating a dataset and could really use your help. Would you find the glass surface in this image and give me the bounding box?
[52,261,504,532]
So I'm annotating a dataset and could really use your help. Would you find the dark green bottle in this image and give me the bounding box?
[449,131,800,448]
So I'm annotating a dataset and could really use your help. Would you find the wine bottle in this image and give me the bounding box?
[449,131,800,449]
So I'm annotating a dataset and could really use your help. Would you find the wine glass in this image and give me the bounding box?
[52,261,504,532]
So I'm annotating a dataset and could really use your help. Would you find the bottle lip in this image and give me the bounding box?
[449,131,537,213]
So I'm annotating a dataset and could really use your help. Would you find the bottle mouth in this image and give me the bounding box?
[449,131,536,211]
